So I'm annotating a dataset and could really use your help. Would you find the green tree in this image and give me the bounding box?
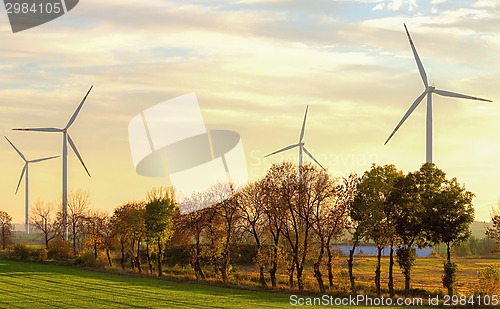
[421,164,475,296]
[111,202,144,270]
[390,171,426,296]
[354,164,401,296]
[144,187,177,277]
[0,211,13,250]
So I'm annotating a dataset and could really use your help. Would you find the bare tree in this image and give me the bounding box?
[83,210,109,261]
[67,190,90,255]
[0,211,13,250]
[309,171,352,293]
[30,200,58,249]
[238,179,268,287]
[213,183,241,283]
[262,174,286,287]
[178,193,210,280]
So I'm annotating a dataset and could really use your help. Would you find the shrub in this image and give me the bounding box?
[477,265,500,295]
[36,248,48,261]
[442,261,457,295]
[47,237,72,260]
[11,244,46,261]
[12,244,30,260]
[75,251,97,267]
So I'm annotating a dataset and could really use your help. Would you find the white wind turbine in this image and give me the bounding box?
[13,86,93,240]
[4,136,59,234]
[384,24,492,163]
[264,105,325,179]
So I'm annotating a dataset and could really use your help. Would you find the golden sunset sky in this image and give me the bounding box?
[1,0,499,225]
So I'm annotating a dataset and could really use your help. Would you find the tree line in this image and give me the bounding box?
[2,162,478,297]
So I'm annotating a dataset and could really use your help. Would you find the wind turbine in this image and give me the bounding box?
[4,136,58,234]
[264,105,325,179]
[12,86,93,240]
[384,24,492,163]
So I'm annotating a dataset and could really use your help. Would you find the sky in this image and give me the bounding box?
[0,0,499,226]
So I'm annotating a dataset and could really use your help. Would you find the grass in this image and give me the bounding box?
[0,258,436,308]
[346,256,500,295]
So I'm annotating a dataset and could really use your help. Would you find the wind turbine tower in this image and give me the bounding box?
[4,136,58,234]
[13,86,93,240]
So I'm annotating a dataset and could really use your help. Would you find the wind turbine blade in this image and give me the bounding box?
[299,105,309,143]
[65,85,93,129]
[303,146,325,170]
[67,134,91,177]
[384,90,427,145]
[30,155,60,163]
[4,136,27,161]
[264,144,299,158]
[15,164,27,195]
[434,89,492,102]
[404,23,428,87]
[12,127,63,132]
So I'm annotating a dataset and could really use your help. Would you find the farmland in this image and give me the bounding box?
[1,256,499,308]
[0,259,293,308]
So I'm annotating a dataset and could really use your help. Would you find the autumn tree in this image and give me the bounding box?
[178,193,211,280]
[67,190,91,255]
[111,202,144,270]
[0,211,13,250]
[262,171,287,287]
[144,187,177,277]
[486,205,500,249]
[83,210,109,261]
[212,183,241,283]
[325,174,357,289]
[30,200,58,249]
[308,169,338,293]
[238,179,268,287]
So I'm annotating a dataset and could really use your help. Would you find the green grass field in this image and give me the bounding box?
[0,259,433,308]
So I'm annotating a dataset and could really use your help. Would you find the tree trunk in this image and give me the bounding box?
[146,243,153,276]
[404,271,411,295]
[447,243,451,264]
[326,245,334,289]
[106,248,112,267]
[93,240,98,260]
[136,240,142,273]
[72,226,77,256]
[157,237,162,277]
[314,243,325,293]
[297,264,304,290]
[269,244,278,287]
[130,239,136,270]
[375,246,382,296]
[288,263,295,288]
[388,244,394,298]
[258,266,267,288]
[348,242,357,295]
[120,240,125,270]
[194,239,205,280]
[220,251,229,283]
